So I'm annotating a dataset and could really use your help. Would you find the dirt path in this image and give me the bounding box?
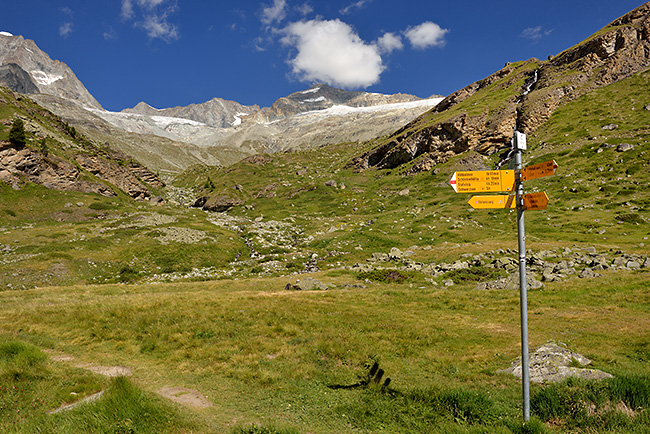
[46,350,212,410]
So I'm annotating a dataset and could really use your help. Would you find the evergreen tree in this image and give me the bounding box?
[9,118,26,147]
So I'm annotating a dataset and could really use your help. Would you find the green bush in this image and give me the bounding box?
[88,202,115,210]
[442,265,504,283]
[8,118,26,146]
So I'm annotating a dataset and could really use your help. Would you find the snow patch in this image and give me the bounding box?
[30,70,64,86]
[0,31,13,37]
[88,108,207,128]
[150,115,207,128]
[302,96,326,103]
[231,112,249,126]
[300,87,320,94]
[298,97,444,118]
[145,103,162,111]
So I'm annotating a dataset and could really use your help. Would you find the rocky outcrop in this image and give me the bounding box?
[192,195,244,212]
[0,142,115,196]
[352,2,650,173]
[74,154,151,200]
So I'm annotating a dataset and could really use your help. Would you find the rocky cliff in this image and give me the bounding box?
[351,2,650,172]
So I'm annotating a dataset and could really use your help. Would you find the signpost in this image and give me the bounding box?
[450,131,558,422]
[450,170,515,193]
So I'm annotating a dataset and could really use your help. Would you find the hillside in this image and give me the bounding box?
[0,87,162,200]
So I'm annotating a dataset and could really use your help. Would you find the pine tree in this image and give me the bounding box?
[9,118,26,147]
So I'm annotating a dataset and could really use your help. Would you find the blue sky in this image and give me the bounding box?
[1,0,645,111]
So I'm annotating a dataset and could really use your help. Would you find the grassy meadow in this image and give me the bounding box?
[1,64,650,433]
[1,269,649,433]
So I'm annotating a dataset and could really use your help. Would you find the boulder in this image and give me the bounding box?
[474,273,543,290]
[499,342,613,384]
[617,143,635,152]
[285,277,331,291]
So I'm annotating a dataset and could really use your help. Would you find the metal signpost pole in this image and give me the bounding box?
[514,131,530,422]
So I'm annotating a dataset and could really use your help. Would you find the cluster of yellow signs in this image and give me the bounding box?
[449,160,558,210]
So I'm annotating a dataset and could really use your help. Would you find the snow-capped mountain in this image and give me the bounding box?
[0,32,102,110]
[0,32,442,173]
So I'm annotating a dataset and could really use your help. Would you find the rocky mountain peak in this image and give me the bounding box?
[122,97,260,129]
[0,33,102,110]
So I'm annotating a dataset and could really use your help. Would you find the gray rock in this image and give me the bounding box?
[601,123,619,130]
[499,342,613,384]
[617,143,635,152]
[398,188,410,196]
[475,273,543,290]
[370,252,389,262]
[388,247,404,260]
[642,258,650,268]
[579,268,602,279]
[626,260,641,269]
[443,279,454,287]
[286,277,331,291]
[324,180,337,187]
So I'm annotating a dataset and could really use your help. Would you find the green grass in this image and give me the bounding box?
[0,269,648,432]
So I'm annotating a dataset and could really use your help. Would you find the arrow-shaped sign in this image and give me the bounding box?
[450,170,515,193]
[468,195,516,209]
[467,192,549,210]
[521,160,558,181]
[522,191,549,210]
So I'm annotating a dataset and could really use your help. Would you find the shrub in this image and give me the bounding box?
[442,265,504,283]
[8,118,26,146]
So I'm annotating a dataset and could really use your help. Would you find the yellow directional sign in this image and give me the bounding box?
[522,160,558,181]
[468,195,515,209]
[522,192,549,210]
[468,192,550,210]
[450,170,515,193]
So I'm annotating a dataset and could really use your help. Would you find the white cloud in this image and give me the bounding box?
[520,26,553,41]
[296,3,313,16]
[142,14,179,41]
[261,0,287,25]
[103,26,117,40]
[339,0,370,15]
[376,32,403,54]
[59,22,73,38]
[121,0,135,20]
[281,19,384,89]
[121,0,179,41]
[404,21,448,49]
